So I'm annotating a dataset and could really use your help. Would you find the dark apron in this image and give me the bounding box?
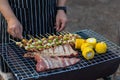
[0,0,57,43]
[0,0,57,72]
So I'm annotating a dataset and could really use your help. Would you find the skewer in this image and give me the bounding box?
[36,35,41,39]
[46,33,56,37]
[27,34,34,39]
[51,33,54,35]
[54,32,60,35]
[56,32,59,35]
[55,32,61,36]
[63,31,70,34]
[46,33,51,36]
[67,31,72,35]
[45,33,50,37]
[64,31,69,34]
[10,39,24,48]
[10,39,17,43]
[52,33,58,36]
[39,34,46,38]
[59,32,64,35]
[46,33,56,39]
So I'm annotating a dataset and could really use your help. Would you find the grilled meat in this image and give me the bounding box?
[24,52,35,58]
[20,33,81,71]
[35,54,80,72]
[24,44,78,57]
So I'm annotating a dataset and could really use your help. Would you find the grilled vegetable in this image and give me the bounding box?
[15,33,81,51]
[28,39,33,44]
[36,46,44,50]
[81,43,93,51]
[86,38,97,48]
[48,40,52,43]
[22,39,28,45]
[82,47,95,60]
[22,39,28,43]
[95,42,107,54]
[16,42,23,47]
[36,40,42,45]
[75,39,85,49]
[25,46,31,50]
[48,36,54,40]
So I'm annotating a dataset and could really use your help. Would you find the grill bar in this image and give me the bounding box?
[0,29,120,80]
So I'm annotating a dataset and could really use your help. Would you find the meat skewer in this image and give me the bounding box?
[24,44,78,58]
[13,33,81,51]
[10,32,81,72]
[10,39,24,47]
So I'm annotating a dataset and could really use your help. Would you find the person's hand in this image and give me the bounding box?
[7,18,23,39]
[55,10,67,32]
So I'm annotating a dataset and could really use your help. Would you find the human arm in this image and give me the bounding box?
[55,0,67,32]
[0,0,23,39]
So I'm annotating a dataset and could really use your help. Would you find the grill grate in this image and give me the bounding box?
[2,43,80,80]
[1,29,120,80]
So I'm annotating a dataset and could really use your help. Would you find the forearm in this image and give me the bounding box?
[57,0,67,6]
[0,0,16,22]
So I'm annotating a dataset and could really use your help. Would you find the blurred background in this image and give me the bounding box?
[65,0,120,46]
[65,0,120,80]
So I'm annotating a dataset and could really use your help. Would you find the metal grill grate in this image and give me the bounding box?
[2,43,79,80]
[75,29,120,69]
[1,29,120,80]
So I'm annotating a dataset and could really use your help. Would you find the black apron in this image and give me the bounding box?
[0,0,57,43]
[0,0,57,72]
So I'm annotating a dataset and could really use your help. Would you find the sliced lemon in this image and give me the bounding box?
[95,42,107,54]
[82,47,95,60]
[86,38,97,48]
[75,39,85,49]
[81,43,93,51]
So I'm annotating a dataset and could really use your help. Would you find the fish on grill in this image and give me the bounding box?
[34,54,80,72]
[24,44,78,57]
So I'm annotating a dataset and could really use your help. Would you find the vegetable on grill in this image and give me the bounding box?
[17,32,81,72]
[95,42,107,54]
[86,38,97,48]
[75,39,85,49]
[82,47,95,60]
[15,33,81,51]
[75,37,108,60]
[81,43,93,51]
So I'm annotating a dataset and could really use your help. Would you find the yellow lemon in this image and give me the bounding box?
[82,47,95,60]
[86,38,97,48]
[95,42,107,54]
[81,43,93,51]
[75,39,85,49]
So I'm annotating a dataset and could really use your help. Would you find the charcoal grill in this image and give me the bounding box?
[0,29,120,80]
